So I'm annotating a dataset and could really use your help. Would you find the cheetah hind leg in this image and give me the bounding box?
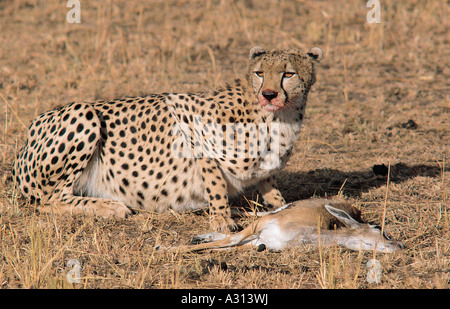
[34,103,132,219]
[39,154,133,219]
[38,196,132,219]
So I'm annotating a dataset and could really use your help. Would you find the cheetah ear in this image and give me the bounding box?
[306,47,323,62]
[249,46,266,60]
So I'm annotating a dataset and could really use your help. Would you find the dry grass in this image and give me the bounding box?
[0,0,449,289]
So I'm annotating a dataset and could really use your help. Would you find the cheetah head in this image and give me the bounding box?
[247,46,323,112]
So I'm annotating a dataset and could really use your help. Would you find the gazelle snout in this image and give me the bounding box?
[373,229,405,253]
[369,224,404,252]
[346,230,404,253]
[368,238,404,253]
[389,240,405,252]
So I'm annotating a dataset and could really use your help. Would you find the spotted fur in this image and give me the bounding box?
[13,46,322,232]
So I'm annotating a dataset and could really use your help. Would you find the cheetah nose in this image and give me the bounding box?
[262,90,278,101]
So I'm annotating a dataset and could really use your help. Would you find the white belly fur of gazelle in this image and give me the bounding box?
[164,198,404,253]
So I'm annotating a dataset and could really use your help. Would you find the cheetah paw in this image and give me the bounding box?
[210,214,239,233]
[263,196,286,209]
[39,200,133,219]
[92,201,133,219]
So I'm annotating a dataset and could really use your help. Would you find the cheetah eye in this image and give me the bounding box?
[283,72,295,79]
[254,71,264,78]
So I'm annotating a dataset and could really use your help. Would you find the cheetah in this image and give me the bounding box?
[13,46,323,232]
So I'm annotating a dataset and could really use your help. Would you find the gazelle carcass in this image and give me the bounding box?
[171,198,404,253]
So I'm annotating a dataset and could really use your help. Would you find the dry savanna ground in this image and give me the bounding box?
[0,0,449,289]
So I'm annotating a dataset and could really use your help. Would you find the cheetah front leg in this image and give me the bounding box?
[196,158,238,232]
[258,176,286,209]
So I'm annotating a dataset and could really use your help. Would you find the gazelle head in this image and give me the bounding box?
[325,205,404,253]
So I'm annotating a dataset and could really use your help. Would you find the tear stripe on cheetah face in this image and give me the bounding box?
[13,46,322,232]
[248,46,322,113]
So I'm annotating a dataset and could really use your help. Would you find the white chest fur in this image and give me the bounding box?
[258,119,302,172]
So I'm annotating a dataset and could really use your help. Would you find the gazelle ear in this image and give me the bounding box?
[249,46,266,60]
[325,205,360,229]
[306,47,323,62]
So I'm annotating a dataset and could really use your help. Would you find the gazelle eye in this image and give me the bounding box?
[254,71,264,78]
[283,72,295,78]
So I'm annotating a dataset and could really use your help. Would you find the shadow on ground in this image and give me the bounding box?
[234,163,442,206]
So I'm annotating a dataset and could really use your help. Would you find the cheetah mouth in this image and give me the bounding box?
[260,101,285,112]
[259,96,285,112]
[263,104,285,112]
